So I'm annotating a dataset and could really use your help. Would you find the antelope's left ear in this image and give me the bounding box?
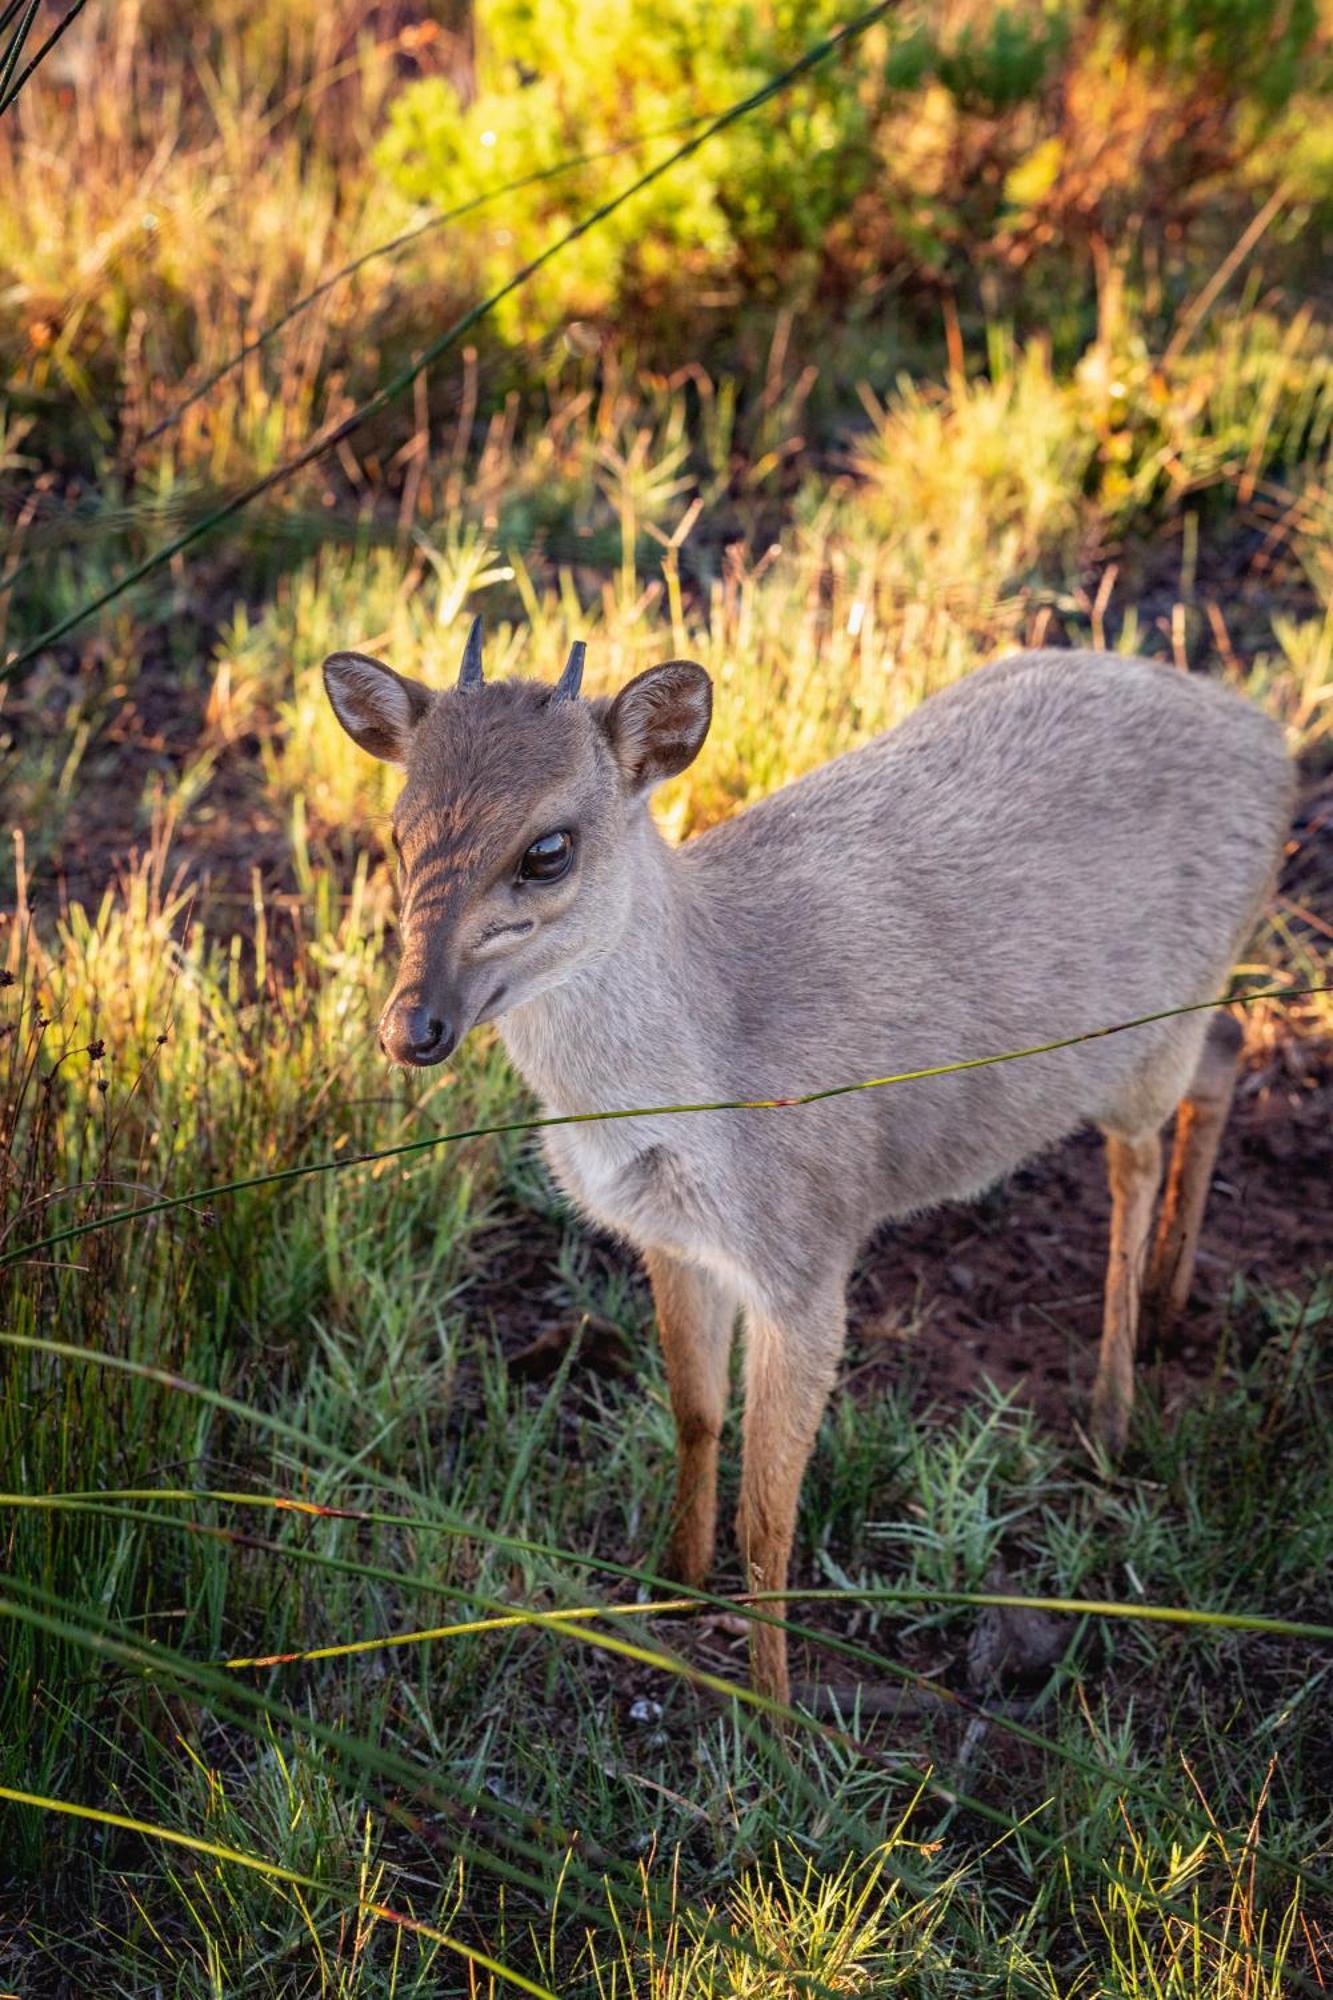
[604,659,712,794]
[323,652,434,765]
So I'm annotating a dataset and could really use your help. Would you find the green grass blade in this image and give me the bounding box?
[5,1574,1320,1996]
[137,113,718,452]
[0,0,39,105]
[0,1577,868,1997]
[10,1486,1333,1915]
[3,981,1327,1271]
[0,1782,560,1998]
[0,0,92,114]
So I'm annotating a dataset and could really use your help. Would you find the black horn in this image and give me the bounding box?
[553,639,585,702]
[457,615,484,690]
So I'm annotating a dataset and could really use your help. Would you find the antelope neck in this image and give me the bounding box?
[498,813,714,1116]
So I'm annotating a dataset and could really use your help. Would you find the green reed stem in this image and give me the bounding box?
[3,1573,1318,1997]
[0,1781,559,1998]
[138,114,717,449]
[0,0,40,106]
[4,982,1327,1272]
[0,0,91,113]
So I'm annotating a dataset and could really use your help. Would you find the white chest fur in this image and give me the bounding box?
[540,1115,747,1292]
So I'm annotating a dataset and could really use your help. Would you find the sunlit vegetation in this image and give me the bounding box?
[1,0,1332,1992]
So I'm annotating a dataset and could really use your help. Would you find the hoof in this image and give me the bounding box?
[1089,1392,1129,1462]
[661,1532,712,1595]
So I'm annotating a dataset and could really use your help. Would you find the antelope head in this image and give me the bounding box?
[323,619,712,1065]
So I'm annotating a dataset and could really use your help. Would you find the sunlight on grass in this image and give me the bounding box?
[853,333,1095,593]
[580,1818,965,1998]
[3,1,1333,1990]
[1086,1772,1315,2000]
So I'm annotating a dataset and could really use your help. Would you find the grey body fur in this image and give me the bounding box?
[506,651,1286,1308]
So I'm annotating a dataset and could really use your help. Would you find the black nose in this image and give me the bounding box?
[380,1001,454,1067]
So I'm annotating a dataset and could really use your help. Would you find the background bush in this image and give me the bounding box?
[376,0,1331,358]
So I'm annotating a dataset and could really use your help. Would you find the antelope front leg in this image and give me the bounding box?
[645,1251,737,1589]
[736,1294,844,1708]
[1091,1130,1163,1457]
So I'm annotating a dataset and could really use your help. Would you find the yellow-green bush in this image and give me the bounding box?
[375,0,886,340]
[375,0,1326,351]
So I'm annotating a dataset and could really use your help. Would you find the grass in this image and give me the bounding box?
[3,1,1333,1993]
[2,785,1330,1990]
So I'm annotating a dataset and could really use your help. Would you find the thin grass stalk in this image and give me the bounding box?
[18,1488,1328,1920]
[0,1792,564,1992]
[0,1782,560,1998]
[0,0,92,114]
[0,0,38,102]
[2,1575,1320,1997]
[9,1485,1333,1918]
[0,1579,885,1999]
[137,112,720,450]
[18,1488,1328,1904]
[15,1475,1333,1637]
[0,1579,742,1970]
[4,982,1328,1272]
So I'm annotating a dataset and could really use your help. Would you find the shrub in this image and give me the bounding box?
[375,0,1329,359]
[375,0,890,342]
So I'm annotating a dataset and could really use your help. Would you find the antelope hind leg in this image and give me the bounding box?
[1143,1012,1243,1344]
[1091,1129,1163,1458]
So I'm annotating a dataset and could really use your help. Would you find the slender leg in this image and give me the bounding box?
[736,1293,845,1707]
[1091,1131,1163,1457]
[1144,1013,1243,1341]
[644,1250,737,1589]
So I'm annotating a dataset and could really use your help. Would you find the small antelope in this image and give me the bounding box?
[324,630,1292,1705]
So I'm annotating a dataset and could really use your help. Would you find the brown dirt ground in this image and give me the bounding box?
[847,1039,1331,1427]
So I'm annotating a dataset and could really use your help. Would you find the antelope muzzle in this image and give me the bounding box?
[379,995,458,1067]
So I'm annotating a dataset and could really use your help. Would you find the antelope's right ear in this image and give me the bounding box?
[322,652,433,765]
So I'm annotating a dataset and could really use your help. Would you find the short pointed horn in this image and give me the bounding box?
[553,639,585,702]
[457,615,484,690]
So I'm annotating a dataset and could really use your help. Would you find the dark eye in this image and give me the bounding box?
[518,829,574,883]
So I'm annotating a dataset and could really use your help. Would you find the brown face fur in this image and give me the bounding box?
[322,649,712,1064]
[386,685,626,1057]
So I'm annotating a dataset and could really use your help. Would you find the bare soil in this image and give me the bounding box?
[848,1035,1331,1428]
